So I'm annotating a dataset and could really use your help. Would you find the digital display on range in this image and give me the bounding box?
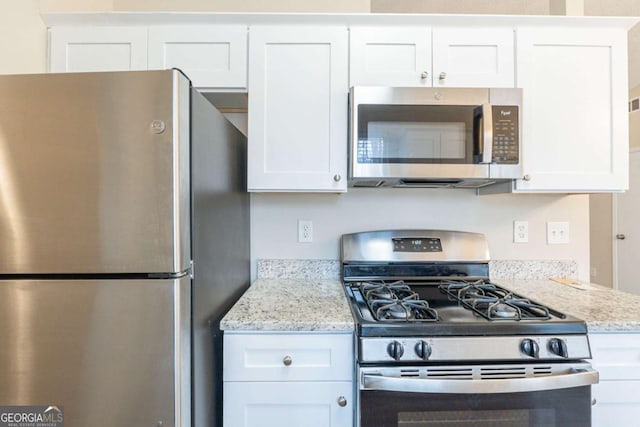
[392,238,442,252]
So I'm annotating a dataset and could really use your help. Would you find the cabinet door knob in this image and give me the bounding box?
[283,355,292,366]
[523,174,531,181]
[616,234,626,240]
[592,398,597,406]
[333,174,342,182]
[420,71,429,79]
[337,396,347,407]
[439,72,447,82]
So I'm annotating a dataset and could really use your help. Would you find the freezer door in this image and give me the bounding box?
[0,277,191,427]
[0,70,191,274]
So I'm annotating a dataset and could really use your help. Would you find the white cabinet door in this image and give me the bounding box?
[350,27,432,86]
[148,26,247,88]
[592,381,640,427]
[224,381,353,427]
[248,26,348,192]
[49,27,148,72]
[514,27,628,192]
[432,28,514,88]
[590,333,640,426]
[349,27,513,88]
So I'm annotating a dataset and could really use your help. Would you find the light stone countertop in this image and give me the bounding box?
[222,260,640,333]
[220,279,354,332]
[495,279,640,332]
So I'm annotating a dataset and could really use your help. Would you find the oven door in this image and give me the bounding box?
[359,363,598,427]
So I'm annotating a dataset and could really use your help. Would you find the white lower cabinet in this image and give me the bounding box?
[225,381,352,427]
[590,333,640,426]
[223,332,354,427]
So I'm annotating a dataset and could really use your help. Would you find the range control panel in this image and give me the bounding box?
[492,105,519,164]
[392,238,442,253]
[360,335,592,363]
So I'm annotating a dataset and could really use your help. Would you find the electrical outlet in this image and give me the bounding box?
[513,221,528,243]
[298,220,313,243]
[547,221,570,244]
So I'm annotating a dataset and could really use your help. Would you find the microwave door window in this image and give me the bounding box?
[357,105,475,164]
[364,122,466,163]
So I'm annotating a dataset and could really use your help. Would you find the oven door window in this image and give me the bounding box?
[357,105,479,164]
[360,387,591,427]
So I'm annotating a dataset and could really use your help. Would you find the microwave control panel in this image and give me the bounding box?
[492,105,519,164]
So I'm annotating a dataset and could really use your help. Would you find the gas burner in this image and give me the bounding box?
[490,302,520,319]
[439,280,505,301]
[360,281,419,301]
[438,280,551,321]
[369,299,439,322]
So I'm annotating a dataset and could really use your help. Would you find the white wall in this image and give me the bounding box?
[251,190,591,280]
[113,0,370,12]
[371,0,549,14]
[589,193,612,286]
[0,1,114,75]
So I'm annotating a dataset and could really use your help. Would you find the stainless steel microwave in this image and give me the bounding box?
[349,87,523,188]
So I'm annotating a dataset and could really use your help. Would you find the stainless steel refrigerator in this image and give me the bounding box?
[0,69,249,427]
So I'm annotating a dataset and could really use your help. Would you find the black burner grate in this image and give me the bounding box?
[438,280,551,321]
[359,280,439,322]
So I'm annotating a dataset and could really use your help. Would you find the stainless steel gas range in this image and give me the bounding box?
[341,230,598,427]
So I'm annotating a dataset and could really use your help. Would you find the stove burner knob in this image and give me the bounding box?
[414,340,432,360]
[548,338,569,358]
[520,338,540,359]
[387,341,404,360]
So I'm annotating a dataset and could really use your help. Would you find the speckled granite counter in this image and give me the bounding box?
[220,279,354,332]
[223,259,640,333]
[496,279,640,332]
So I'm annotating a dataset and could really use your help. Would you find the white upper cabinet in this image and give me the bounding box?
[432,28,514,88]
[50,26,247,89]
[514,27,628,192]
[49,27,148,72]
[148,26,247,89]
[350,27,432,86]
[349,27,514,88]
[247,26,348,192]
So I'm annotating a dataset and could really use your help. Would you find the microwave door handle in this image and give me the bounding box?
[361,368,598,394]
[481,103,493,164]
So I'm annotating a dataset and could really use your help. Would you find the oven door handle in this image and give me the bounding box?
[362,368,598,394]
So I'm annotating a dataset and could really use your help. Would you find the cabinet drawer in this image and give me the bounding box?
[590,333,640,380]
[224,333,353,381]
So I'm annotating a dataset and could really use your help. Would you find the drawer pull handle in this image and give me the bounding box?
[337,396,347,407]
[283,356,292,366]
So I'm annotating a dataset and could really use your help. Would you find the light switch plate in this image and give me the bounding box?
[547,221,569,244]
